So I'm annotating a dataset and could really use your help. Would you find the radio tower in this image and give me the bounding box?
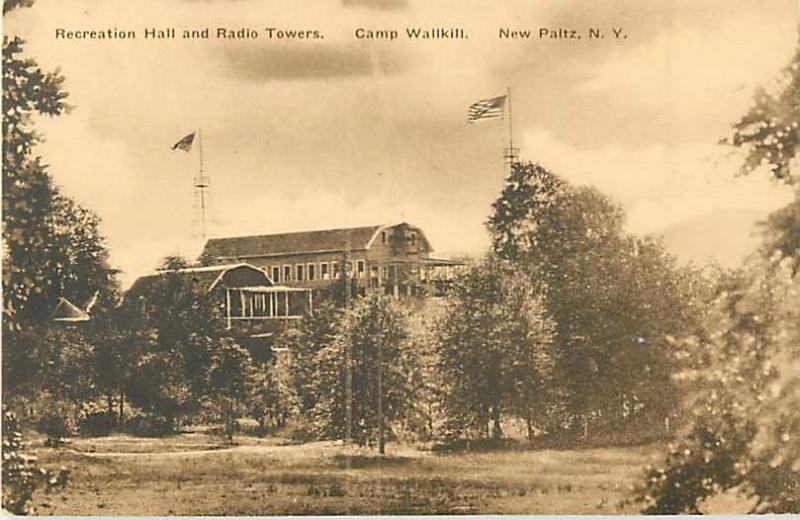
[194,129,210,243]
[503,86,519,170]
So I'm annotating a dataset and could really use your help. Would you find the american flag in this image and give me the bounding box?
[468,95,506,123]
[172,132,196,152]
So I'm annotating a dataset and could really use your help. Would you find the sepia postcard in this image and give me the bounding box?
[2,0,799,516]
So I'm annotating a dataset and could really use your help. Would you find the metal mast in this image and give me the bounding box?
[503,86,519,169]
[194,128,210,242]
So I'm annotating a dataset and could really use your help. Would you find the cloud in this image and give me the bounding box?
[520,127,795,236]
[342,0,407,10]
[218,42,406,81]
[14,0,799,286]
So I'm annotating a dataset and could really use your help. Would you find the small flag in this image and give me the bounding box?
[172,132,196,152]
[468,95,506,123]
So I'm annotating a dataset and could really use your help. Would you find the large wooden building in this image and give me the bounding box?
[201,223,462,297]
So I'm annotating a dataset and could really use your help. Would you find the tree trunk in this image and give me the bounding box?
[118,392,124,422]
[526,414,534,442]
[377,341,385,455]
[226,410,234,442]
[491,403,502,439]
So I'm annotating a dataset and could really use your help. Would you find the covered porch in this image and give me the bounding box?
[366,257,466,297]
[224,285,313,329]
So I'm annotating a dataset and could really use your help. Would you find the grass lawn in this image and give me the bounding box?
[28,432,664,515]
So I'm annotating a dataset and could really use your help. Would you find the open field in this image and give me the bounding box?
[26,432,665,515]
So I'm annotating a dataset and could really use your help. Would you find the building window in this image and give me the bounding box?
[356,260,365,278]
[283,265,291,282]
[381,231,387,244]
[332,261,340,278]
[296,264,305,282]
[271,266,280,283]
[307,263,316,281]
[410,232,417,245]
[321,262,330,280]
[382,266,389,279]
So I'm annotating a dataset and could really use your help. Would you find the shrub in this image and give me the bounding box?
[78,411,116,436]
[236,417,261,437]
[125,413,174,437]
[36,413,72,440]
[284,419,317,443]
[2,410,69,514]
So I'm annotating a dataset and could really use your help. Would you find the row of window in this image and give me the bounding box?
[269,260,369,283]
[379,230,418,245]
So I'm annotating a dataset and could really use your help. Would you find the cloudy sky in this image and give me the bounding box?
[6,0,799,287]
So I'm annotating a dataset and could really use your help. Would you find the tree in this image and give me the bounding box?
[636,258,799,513]
[2,12,120,326]
[499,272,559,440]
[280,301,339,415]
[206,338,259,441]
[434,258,556,440]
[393,303,443,441]
[122,256,224,428]
[310,295,410,449]
[250,355,295,432]
[487,162,700,439]
[4,327,97,434]
[2,409,68,515]
[727,36,799,184]
[760,198,800,272]
[2,0,119,428]
[639,33,800,514]
[3,0,35,14]
[89,322,143,421]
[726,33,800,270]
[486,161,568,266]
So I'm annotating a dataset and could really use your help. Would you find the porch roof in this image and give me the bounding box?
[231,285,310,293]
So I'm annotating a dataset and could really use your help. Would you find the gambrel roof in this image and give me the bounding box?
[202,223,433,260]
[126,263,274,300]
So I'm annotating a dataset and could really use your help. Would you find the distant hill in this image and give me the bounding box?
[650,209,769,269]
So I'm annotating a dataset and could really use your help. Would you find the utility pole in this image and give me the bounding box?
[377,335,384,455]
[343,240,353,442]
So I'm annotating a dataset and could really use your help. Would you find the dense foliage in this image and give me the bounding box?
[309,296,411,446]
[206,338,260,440]
[2,2,121,510]
[434,258,556,439]
[2,410,68,514]
[637,259,799,513]
[3,29,116,329]
[486,161,704,439]
[637,32,800,514]
[727,36,799,184]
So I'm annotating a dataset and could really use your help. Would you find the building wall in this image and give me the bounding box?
[245,250,368,289]
[210,224,433,292]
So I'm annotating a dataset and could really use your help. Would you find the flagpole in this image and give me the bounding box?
[196,128,208,242]
[198,128,204,180]
[503,86,518,171]
[507,86,513,159]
